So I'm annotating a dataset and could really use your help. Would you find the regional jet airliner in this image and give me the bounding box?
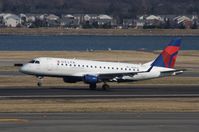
[20,38,185,90]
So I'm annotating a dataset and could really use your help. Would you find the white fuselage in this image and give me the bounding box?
[20,57,175,82]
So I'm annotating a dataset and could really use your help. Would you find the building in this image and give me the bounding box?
[123,19,134,28]
[3,14,20,27]
[173,16,192,28]
[97,14,115,27]
[46,14,60,21]
[60,14,79,28]
[135,20,145,29]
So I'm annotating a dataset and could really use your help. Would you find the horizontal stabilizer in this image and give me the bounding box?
[160,69,186,76]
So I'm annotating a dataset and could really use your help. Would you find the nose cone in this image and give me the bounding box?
[19,64,30,74]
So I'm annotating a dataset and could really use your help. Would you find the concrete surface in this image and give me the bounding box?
[0,112,198,132]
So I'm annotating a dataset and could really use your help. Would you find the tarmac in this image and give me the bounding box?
[0,85,199,99]
[0,112,199,132]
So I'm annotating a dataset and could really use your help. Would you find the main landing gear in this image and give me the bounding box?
[89,83,110,90]
[37,76,43,87]
[102,83,110,90]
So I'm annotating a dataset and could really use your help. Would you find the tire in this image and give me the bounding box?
[37,82,42,87]
[102,84,110,90]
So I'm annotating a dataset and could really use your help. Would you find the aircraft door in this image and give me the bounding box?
[47,58,56,72]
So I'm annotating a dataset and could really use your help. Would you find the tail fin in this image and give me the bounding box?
[152,38,181,68]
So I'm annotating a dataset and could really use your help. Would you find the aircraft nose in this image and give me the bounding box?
[19,64,29,74]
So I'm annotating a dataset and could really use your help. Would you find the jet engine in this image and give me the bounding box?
[83,75,99,84]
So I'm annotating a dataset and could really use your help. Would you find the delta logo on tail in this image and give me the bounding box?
[152,38,181,68]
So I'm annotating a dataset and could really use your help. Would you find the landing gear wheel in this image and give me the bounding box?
[37,76,43,87]
[37,82,42,87]
[89,84,97,90]
[102,84,110,90]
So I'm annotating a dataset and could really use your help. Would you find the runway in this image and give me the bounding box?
[0,85,199,99]
[0,112,199,132]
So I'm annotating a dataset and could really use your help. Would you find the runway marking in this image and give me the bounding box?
[0,118,29,123]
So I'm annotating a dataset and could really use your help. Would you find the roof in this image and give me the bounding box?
[174,16,191,24]
[65,14,74,18]
[4,14,20,20]
[46,14,59,20]
[146,15,162,21]
[98,14,112,20]
[3,13,20,20]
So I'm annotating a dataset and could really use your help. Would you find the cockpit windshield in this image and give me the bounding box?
[35,61,40,64]
[29,60,35,63]
[29,60,40,64]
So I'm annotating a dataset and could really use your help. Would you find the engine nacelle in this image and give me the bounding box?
[83,75,98,84]
[63,77,81,83]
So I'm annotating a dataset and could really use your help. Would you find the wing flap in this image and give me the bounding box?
[97,66,153,81]
[98,70,148,81]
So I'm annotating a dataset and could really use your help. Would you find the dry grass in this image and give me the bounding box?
[0,98,199,112]
[0,51,154,63]
[0,76,198,87]
[0,50,199,66]
[0,66,18,71]
[1,28,199,36]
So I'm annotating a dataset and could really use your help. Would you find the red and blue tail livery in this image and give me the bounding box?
[152,38,181,68]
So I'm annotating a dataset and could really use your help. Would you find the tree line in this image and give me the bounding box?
[0,0,199,19]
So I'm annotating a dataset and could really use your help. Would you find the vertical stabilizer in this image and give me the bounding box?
[152,38,181,68]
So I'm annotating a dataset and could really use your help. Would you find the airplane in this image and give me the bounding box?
[19,38,185,90]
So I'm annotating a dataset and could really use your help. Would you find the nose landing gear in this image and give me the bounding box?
[37,76,43,87]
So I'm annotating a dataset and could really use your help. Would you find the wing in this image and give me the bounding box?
[97,70,149,81]
[95,66,153,81]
